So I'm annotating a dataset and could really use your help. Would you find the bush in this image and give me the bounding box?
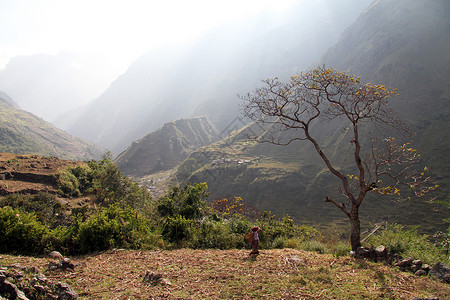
[0,192,71,228]
[227,214,253,235]
[256,212,320,249]
[162,215,193,247]
[299,240,328,254]
[332,241,351,257]
[43,225,78,255]
[0,207,48,255]
[187,219,240,249]
[76,204,159,254]
[55,169,80,197]
[366,223,448,265]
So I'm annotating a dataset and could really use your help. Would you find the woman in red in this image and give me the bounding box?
[250,226,261,255]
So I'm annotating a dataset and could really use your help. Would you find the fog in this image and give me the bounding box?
[0,0,371,127]
[0,0,299,121]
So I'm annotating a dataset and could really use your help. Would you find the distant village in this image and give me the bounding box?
[211,158,252,166]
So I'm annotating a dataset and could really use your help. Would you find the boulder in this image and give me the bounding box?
[414,270,427,276]
[48,251,64,260]
[412,259,423,267]
[0,280,29,300]
[429,262,450,283]
[395,258,414,270]
[421,264,431,273]
[55,282,78,300]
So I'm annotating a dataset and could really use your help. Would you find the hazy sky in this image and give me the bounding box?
[0,0,298,72]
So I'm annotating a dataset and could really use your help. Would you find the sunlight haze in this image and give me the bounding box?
[0,0,298,71]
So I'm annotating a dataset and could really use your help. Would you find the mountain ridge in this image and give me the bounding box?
[0,92,103,161]
[114,116,218,176]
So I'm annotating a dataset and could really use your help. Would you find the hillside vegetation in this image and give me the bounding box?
[1,153,449,299]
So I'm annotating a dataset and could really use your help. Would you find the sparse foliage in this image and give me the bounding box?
[241,66,437,250]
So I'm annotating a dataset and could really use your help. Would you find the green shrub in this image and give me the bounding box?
[55,169,80,197]
[0,207,48,255]
[162,215,193,246]
[332,241,351,257]
[187,219,240,249]
[76,204,159,254]
[256,212,320,249]
[299,240,328,254]
[285,238,302,249]
[227,214,252,235]
[366,223,448,265]
[271,236,288,249]
[0,193,72,228]
[43,225,78,255]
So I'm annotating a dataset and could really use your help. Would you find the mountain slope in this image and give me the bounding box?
[318,0,450,196]
[114,116,218,176]
[0,92,102,160]
[172,0,449,233]
[58,0,372,154]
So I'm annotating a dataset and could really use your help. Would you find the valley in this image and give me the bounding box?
[0,0,448,236]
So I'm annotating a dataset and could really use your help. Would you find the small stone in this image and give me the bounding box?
[422,264,431,272]
[395,258,413,268]
[33,284,46,293]
[142,271,171,285]
[411,264,422,272]
[61,258,75,270]
[287,255,307,266]
[375,245,387,256]
[414,270,427,276]
[55,282,78,299]
[412,259,422,266]
[36,273,47,282]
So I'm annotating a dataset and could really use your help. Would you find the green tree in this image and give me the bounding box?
[241,66,436,250]
[157,182,209,220]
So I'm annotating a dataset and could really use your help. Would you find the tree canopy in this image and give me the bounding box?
[241,66,437,250]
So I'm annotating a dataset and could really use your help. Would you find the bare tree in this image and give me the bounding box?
[240,66,437,250]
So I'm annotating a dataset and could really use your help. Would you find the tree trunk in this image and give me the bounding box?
[349,206,362,251]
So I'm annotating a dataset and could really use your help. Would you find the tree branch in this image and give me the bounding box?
[324,196,350,217]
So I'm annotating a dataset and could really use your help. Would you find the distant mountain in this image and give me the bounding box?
[0,52,120,122]
[172,0,450,233]
[59,0,372,154]
[0,92,103,160]
[115,116,218,176]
